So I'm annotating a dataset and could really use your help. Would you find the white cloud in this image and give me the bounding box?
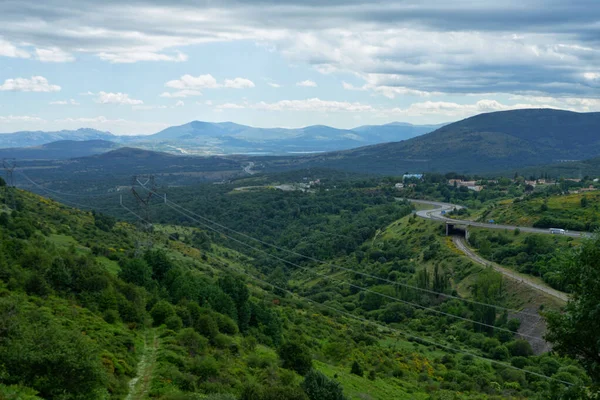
[160,90,203,98]
[166,74,219,90]
[248,98,373,112]
[583,72,600,81]
[342,82,364,91]
[79,91,95,96]
[224,77,255,89]
[268,82,281,88]
[0,38,29,59]
[162,74,255,97]
[35,47,75,62]
[0,76,61,92]
[96,91,143,105]
[174,100,185,107]
[0,115,44,122]
[216,102,246,110]
[296,80,317,87]
[97,51,188,64]
[382,99,567,119]
[50,99,79,105]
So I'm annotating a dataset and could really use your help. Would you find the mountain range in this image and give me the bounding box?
[0,128,115,148]
[0,140,118,160]
[0,121,444,156]
[257,109,600,175]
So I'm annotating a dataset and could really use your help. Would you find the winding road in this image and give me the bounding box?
[408,199,587,238]
[404,198,571,302]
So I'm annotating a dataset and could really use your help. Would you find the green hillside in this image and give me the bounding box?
[0,178,592,399]
[259,109,600,175]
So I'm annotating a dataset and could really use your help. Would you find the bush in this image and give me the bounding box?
[150,300,175,327]
[302,369,347,400]
[165,314,183,331]
[507,340,534,357]
[278,342,313,376]
[350,361,364,377]
[177,328,208,356]
[189,356,219,380]
[195,314,219,340]
[214,313,239,335]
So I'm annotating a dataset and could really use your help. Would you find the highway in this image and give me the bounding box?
[452,236,568,302]
[401,198,573,301]
[407,199,588,238]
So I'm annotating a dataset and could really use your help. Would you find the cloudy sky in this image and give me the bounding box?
[0,0,599,134]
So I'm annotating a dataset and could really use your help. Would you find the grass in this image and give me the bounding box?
[97,256,121,276]
[315,360,427,400]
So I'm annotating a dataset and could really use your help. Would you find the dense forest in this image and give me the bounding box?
[0,174,597,399]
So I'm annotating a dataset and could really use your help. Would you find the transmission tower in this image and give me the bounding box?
[131,175,157,253]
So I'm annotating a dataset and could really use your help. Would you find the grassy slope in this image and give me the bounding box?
[478,192,600,227]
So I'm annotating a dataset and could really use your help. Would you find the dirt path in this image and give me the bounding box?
[126,329,159,400]
[452,236,568,302]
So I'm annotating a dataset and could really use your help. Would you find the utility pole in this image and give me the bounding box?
[131,175,157,253]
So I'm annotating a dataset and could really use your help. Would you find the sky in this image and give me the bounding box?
[0,0,599,135]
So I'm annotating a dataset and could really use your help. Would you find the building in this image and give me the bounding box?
[403,174,423,180]
[395,183,404,189]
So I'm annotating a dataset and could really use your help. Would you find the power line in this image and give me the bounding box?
[117,192,569,386]
[18,170,119,198]
[139,184,541,319]
[161,201,544,341]
[19,171,123,212]
[216,261,573,387]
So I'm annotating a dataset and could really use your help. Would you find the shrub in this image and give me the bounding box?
[507,340,534,357]
[278,341,313,376]
[350,361,364,377]
[301,369,347,400]
[195,314,219,340]
[177,328,208,356]
[165,314,183,331]
[150,300,175,327]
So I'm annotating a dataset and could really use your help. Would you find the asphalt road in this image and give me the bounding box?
[406,199,589,238]
[452,236,568,302]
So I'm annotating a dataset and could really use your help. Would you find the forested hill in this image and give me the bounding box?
[0,179,591,399]
[259,109,600,175]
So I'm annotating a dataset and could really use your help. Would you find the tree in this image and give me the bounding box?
[118,258,152,288]
[278,341,313,376]
[546,235,600,385]
[350,361,364,377]
[301,370,347,400]
[150,300,175,326]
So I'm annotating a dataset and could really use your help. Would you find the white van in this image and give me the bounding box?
[549,228,566,234]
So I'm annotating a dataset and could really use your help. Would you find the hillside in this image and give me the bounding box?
[0,175,591,398]
[16,148,245,190]
[0,139,119,160]
[0,128,114,148]
[259,109,600,175]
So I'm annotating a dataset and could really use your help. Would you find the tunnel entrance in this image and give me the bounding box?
[446,222,468,239]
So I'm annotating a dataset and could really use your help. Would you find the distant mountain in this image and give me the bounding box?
[0,128,114,148]
[134,120,441,155]
[257,109,600,175]
[0,140,119,160]
[0,121,443,156]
